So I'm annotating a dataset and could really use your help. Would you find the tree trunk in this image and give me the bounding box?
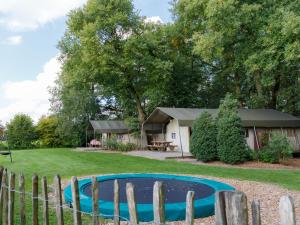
[129,85,146,125]
[254,72,263,98]
[269,75,280,109]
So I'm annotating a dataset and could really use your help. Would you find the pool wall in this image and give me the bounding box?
[64,174,235,222]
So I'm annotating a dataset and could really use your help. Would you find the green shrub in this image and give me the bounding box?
[6,114,37,149]
[36,115,62,147]
[259,132,293,163]
[104,138,137,152]
[190,111,218,162]
[217,94,249,164]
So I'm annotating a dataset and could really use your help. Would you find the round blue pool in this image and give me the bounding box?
[64,174,234,222]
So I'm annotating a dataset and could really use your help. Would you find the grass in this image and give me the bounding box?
[0,148,299,225]
[0,148,299,191]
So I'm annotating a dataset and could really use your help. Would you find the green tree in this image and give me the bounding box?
[36,115,62,147]
[190,111,218,162]
[6,114,36,149]
[58,0,172,126]
[217,94,248,164]
[173,0,300,115]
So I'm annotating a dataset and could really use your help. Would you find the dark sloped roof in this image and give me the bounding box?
[143,107,300,128]
[90,120,129,133]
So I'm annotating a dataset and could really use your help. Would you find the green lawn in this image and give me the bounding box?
[0,148,299,191]
[0,148,299,225]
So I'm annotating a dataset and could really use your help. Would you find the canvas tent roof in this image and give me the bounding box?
[143,107,300,128]
[89,120,129,133]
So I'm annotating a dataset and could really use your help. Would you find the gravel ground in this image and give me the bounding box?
[62,174,300,225]
[177,158,300,170]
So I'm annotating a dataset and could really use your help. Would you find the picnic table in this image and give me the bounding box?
[147,141,174,151]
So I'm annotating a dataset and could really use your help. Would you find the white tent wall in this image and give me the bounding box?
[166,119,190,152]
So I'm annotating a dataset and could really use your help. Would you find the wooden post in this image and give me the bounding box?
[54,175,64,225]
[126,183,138,224]
[114,180,120,225]
[0,168,7,225]
[251,200,261,225]
[91,177,99,225]
[2,169,8,225]
[215,191,227,225]
[279,195,296,225]
[185,191,195,225]
[19,174,26,225]
[41,176,49,225]
[32,174,38,225]
[71,176,82,225]
[8,172,15,225]
[153,181,165,224]
[225,191,248,225]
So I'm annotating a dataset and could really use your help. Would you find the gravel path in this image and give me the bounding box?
[62,174,300,225]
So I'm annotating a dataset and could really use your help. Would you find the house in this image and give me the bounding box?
[87,120,139,146]
[142,107,300,153]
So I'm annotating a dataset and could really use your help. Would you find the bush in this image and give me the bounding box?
[6,114,37,149]
[36,115,62,147]
[190,111,218,162]
[259,132,293,163]
[104,138,137,152]
[217,94,249,164]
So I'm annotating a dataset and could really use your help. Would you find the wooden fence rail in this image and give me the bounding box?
[0,167,297,225]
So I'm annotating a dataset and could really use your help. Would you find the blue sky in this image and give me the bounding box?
[0,0,172,123]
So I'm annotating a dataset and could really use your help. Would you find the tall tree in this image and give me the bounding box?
[58,0,173,126]
[173,0,300,115]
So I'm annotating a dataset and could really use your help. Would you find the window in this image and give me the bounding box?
[287,129,294,137]
[244,129,249,138]
[171,133,176,139]
[117,134,123,140]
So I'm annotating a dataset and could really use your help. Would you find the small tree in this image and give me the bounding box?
[217,94,249,164]
[36,115,62,147]
[190,111,218,162]
[6,114,36,149]
[259,132,293,163]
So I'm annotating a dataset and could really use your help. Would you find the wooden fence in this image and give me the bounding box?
[0,167,297,225]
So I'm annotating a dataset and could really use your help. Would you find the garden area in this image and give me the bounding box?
[0,148,299,224]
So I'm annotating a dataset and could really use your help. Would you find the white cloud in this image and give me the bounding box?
[3,35,22,45]
[0,56,61,123]
[144,16,163,24]
[0,0,86,31]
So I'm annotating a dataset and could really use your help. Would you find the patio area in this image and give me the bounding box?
[126,150,192,160]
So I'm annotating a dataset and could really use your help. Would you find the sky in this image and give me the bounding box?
[0,0,172,124]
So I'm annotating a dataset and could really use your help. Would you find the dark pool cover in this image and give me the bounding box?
[63,174,235,222]
[82,177,215,204]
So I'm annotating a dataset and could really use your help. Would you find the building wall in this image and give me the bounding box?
[248,128,300,150]
[166,119,190,152]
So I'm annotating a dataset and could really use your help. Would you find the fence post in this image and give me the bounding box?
[54,175,64,225]
[2,169,8,225]
[279,195,296,225]
[32,174,38,225]
[126,183,138,224]
[153,181,165,224]
[91,176,99,225]
[224,191,248,225]
[0,168,7,225]
[114,179,120,225]
[185,191,195,225]
[19,174,26,225]
[251,200,261,225]
[71,176,82,225]
[215,191,227,225]
[8,172,15,225]
[41,176,49,225]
